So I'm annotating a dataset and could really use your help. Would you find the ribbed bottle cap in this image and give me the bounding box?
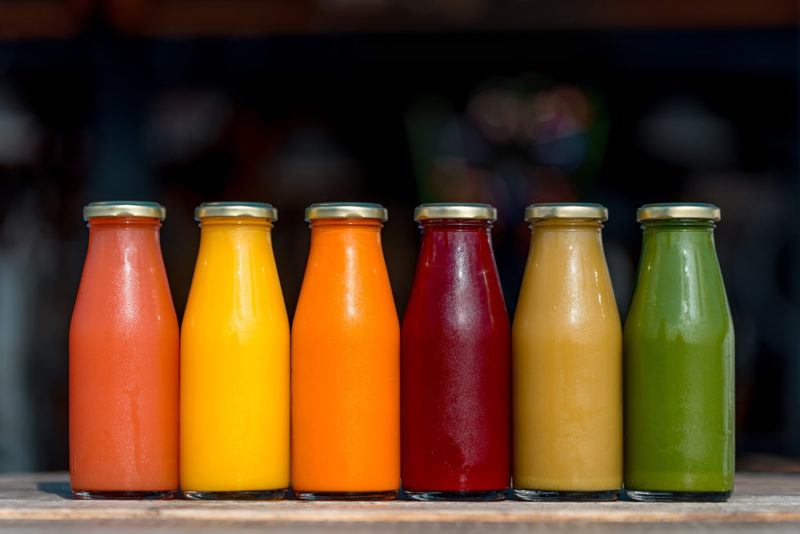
[305,202,388,222]
[524,203,608,222]
[83,201,166,221]
[195,202,278,221]
[414,203,497,222]
[637,203,721,222]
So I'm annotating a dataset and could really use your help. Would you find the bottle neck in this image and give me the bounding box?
[310,218,383,230]
[417,219,494,258]
[309,218,383,243]
[530,218,603,232]
[413,219,502,302]
[529,218,604,252]
[196,217,274,266]
[84,217,165,273]
[199,217,273,231]
[87,217,162,246]
[88,216,161,230]
[632,219,726,315]
[635,219,720,293]
[415,218,497,278]
[641,219,716,233]
[303,218,388,285]
[419,219,492,242]
[640,219,716,252]
[419,219,492,232]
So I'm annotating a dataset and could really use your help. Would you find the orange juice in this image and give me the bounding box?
[69,202,179,499]
[291,203,400,500]
[512,203,622,501]
[180,203,289,499]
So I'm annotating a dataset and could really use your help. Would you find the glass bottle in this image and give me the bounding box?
[180,202,289,500]
[402,203,510,501]
[513,203,622,501]
[69,201,179,499]
[291,202,400,500]
[624,203,734,502]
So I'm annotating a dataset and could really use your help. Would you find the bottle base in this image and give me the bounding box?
[183,488,289,500]
[73,489,177,500]
[405,489,507,502]
[513,488,620,502]
[625,489,732,502]
[294,490,398,501]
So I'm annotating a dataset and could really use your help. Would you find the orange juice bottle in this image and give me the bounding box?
[69,202,179,499]
[291,202,400,500]
[181,202,289,499]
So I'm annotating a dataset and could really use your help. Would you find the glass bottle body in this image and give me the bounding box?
[69,216,179,499]
[402,219,510,501]
[513,218,622,501]
[180,216,290,499]
[624,220,734,502]
[291,218,400,500]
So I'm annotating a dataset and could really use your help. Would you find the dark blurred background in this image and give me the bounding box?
[0,0,798,473]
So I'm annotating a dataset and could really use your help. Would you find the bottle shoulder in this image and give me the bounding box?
[624,286,733,347]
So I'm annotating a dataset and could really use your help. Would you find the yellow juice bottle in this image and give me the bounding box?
[512,203,622,501]
[180,202,289,499]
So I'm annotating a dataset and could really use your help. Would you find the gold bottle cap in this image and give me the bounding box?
[414,203,497,222]
[83,201,166,221]
[195,202,278,221]
[524,203,608,222]
[637,203,721,222]
[305,202,388,222]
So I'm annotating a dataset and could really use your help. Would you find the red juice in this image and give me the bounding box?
[401,203,510,501]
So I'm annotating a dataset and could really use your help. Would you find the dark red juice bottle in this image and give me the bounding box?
[401,203,510,501]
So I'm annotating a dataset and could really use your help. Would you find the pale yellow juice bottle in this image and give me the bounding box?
[181,202,289,499]
[512,203,622,501]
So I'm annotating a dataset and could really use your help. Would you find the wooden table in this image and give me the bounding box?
[0,472,798,532]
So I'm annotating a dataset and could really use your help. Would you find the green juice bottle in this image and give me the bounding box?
[624,203,734,502]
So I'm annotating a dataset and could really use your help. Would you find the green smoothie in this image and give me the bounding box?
[624,204,734,501]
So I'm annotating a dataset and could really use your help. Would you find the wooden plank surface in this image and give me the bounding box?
[0,472,798,532]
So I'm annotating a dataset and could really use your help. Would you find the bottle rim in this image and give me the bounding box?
[195,202,277,221]
[637,203,721,222]
[414,203,496,222]
[305,202,387,222]
[524,203,608,222]
[83,201,166,221]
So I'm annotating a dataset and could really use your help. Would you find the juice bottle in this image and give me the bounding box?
[513,203,622,501]
[624,203,734,502]
[402,203,510,501]
[292,202,400,500]
[180,202,289,499]
[69,201,179,499]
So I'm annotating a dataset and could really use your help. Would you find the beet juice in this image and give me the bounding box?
[401,203,510,501]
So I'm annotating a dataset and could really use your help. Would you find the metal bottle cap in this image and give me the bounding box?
[637,203,721,222]
[524,203,608,222]
[195,202,278,221]
[414,203,497,222]
[305,202,388,222]
[83,201,166,221]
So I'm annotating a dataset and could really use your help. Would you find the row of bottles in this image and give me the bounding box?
[69,201,734,502]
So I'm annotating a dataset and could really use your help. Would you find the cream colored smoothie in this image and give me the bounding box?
[512,203,622,501]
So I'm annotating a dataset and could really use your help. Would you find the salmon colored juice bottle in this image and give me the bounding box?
[402,203,510,501]
[69,201,179,499]
[292,202,400,500]
[180,203,289,500]
[513,203,622,501]
[624,203,734,502]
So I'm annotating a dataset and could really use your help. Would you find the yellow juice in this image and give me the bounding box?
[181,204,289,495]
[512,205,622,496]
